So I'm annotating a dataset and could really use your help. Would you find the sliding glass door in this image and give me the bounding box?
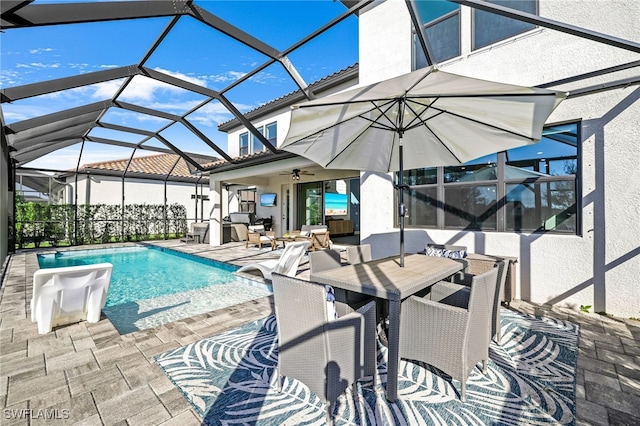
[296,182,323,226]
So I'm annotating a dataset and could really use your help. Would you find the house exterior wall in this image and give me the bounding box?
[357,0,639,317]
[210,0,638,318]
[63,175,209,223]
[226,112,291,158]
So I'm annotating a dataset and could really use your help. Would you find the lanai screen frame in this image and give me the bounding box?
[1,0,639,256]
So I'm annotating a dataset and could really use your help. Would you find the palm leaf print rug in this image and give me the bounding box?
[155,308,578,425]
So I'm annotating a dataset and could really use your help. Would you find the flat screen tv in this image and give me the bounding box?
[260,193,277,207]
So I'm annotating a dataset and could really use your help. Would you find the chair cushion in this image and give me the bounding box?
[425,245,467,259]
[249,225,266,236]
[325,286,337,320]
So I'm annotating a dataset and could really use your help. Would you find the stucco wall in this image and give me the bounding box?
[67,176,209,223]
[226,112,292,158]
[357,0,640,317]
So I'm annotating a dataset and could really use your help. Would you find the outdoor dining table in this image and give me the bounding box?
[311,253,464,402]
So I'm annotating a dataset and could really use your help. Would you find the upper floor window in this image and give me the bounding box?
[239,121,277,156]
[265,122,277,146]
[239,133,249,156]
[472,0,537,50]
[413,0,461,67]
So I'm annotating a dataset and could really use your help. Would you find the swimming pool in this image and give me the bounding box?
[37,245,272,333]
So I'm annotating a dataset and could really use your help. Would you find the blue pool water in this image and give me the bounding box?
[37,246,239,308]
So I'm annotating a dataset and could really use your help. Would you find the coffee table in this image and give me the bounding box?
[275,236,296,249]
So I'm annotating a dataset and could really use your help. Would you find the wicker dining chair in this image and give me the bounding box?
[398,266,500,402]
[271,273,377,425]
[444,258,509,342]
[346,244,372,265]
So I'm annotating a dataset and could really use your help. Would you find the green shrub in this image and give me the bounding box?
[14,200,188,249]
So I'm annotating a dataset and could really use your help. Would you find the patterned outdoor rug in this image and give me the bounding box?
[155,308,578,425]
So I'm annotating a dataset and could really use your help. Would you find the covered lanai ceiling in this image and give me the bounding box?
[2,0,639,183]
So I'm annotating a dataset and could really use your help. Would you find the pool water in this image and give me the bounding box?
[36,246,271,334]
[38,246,239,307]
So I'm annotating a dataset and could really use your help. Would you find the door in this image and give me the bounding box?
[281,185,291,234]
[297,181,323,226]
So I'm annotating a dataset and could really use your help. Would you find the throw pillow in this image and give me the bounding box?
[325,286,337,320]
[425,245,467,259]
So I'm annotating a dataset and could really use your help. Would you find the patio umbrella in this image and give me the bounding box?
[281,66,565,266]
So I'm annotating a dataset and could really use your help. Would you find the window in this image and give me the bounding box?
[473,0,537,50]
[239,133,249,156]
[399,122,579,234]
[265,122,277,146]
[238,189,256,213]
[251,126,264,154]
[239,122,277,156]
[413,0,460,68]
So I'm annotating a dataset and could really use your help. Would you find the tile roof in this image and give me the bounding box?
[79,153,211,179]
[217,63,358,132]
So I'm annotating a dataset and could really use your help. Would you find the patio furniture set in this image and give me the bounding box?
[246,224,332,251]
[238,239,509,423]
[31,237,510,425]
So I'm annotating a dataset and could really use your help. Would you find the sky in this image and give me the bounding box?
[0,0,359,171]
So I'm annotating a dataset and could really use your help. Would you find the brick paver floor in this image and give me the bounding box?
[1,240,638,425]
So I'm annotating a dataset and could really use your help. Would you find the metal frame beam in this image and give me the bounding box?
[155,134,204,171]
[405,0,435,66]
[0,66,141,103]
[451,0,640,54]
[217,94,278,153]
[187,3,281,60]
[567,76,640,98]
[1,0,191,29]
[97,122,155,138]
[5,101,110,133]
[538,60,640,88]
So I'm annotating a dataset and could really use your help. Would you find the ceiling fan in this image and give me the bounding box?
[280,168,315,180]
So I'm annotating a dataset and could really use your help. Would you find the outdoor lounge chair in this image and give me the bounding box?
[246,225,276,249]
[290,225,331,251]
[399,266,499,402]
[236,241,309,280]
[295,230,331,251]
[271,272,377,425]
[31,263,113,334]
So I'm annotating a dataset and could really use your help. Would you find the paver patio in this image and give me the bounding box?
[1,240,638,425]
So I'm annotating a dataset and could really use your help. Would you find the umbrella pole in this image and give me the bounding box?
[399,143,405,267]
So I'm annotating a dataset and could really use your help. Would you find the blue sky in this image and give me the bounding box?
[1,0,359,170]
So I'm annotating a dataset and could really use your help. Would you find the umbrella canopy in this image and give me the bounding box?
[281,66,566,265]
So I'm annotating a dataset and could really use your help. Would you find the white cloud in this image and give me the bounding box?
[91,79,122,99]
[186,102,250,127]
[153,67,207,87]
[2,104,57,123]
[207,71,247,83]
[28,48,53,54]
[28,62,61,69]
[0,69,22,87]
